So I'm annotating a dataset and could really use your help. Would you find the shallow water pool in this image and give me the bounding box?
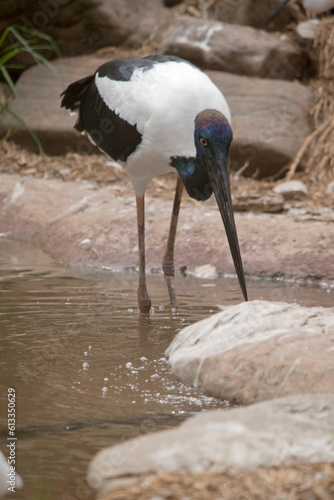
[0,239,332,500]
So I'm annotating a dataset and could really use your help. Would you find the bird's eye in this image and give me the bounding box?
[200,137,208,147]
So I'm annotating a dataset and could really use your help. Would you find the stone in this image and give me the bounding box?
[176,0,297,31]
[273,180,308,200]
[296,19,321,40]
[0,83,13,107]
[327,181,334,195]
[209,71,314,178]
[0,56,108,155]
[200,0,296,31]
[0,57,314,178]
[193,264,217,279]
[233,193,284,213]
[87,393,334,496]
[0,0,170,56]
[0,174,333,283]
[158,17,307,80]
[230,0,297,31]
[166,300,334,405]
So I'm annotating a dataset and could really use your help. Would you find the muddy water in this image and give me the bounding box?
[0,239,332,500]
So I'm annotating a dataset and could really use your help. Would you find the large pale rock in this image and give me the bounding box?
[1,175,333,283]
[158,17,307,80]
[166,300,334,405]
[87,394,334,496]
[0,56,108,155]
[209,71,314,177]
[0,57,314,177]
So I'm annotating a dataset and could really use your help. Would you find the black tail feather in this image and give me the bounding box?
[60,75,94,111]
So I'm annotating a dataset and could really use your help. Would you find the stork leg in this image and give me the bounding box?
[162,176,183,309]
[136,194,152,315]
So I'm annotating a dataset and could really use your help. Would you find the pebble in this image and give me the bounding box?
[273,180,308,200]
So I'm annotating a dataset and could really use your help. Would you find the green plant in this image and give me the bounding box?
[0,25,61,154]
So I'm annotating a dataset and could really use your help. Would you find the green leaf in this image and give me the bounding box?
[0,66,19,98]
[0,104,44,155]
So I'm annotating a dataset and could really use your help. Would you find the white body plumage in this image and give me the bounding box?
[95,60,231,195]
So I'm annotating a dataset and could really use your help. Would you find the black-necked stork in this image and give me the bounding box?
[61,55,247,314]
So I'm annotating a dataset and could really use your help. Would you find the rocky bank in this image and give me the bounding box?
[1,1,334,499]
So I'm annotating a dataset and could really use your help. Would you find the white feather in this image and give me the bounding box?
[95,60,231,195]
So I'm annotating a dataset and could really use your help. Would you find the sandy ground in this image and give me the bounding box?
[1,140,333,208]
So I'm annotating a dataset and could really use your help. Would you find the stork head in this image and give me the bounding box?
[194,109,247,301]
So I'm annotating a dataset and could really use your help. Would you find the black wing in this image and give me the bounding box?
[60,75,94,111]
[60,64,142,162]
[60,56,196,162]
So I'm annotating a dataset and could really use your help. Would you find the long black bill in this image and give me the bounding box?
[205,155,248,301]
